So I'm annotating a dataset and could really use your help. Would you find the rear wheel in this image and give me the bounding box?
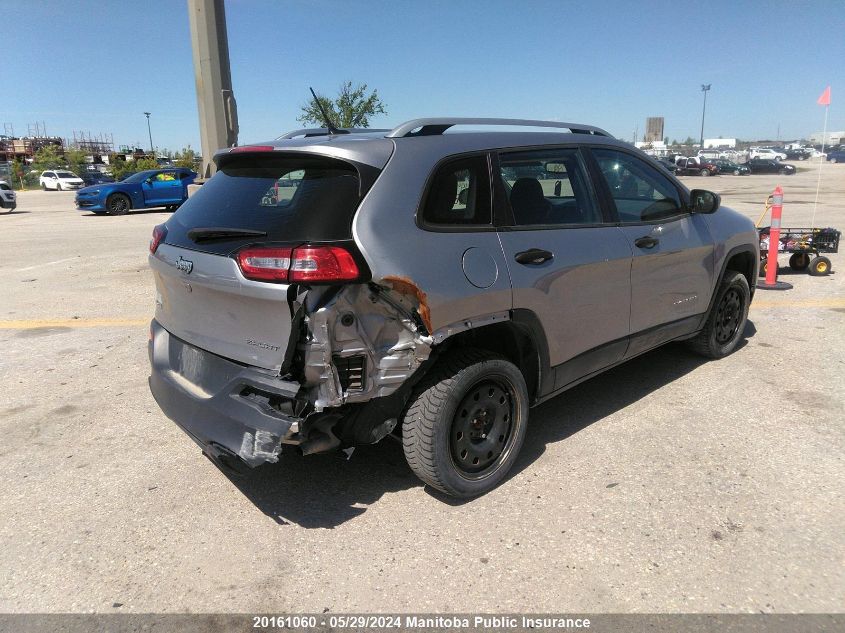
[779,168,790,175]
[57,183,63,191]
[733,169,741,175]
[808,256,831,276]
[789,253,810,271]
[402,349,529,498]
[699,169,710,177]
[830,157,838,164]
[106,193,130,215]
[688,270,750,359]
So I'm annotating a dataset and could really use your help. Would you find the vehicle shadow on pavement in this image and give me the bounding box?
[225,439,418,528]
[226,321,756,524]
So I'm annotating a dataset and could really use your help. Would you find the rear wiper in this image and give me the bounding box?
[187,227,268,243]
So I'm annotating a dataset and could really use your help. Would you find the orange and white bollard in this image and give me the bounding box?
[758,185,793,290]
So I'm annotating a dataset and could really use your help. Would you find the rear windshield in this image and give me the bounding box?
[165,154,363,254]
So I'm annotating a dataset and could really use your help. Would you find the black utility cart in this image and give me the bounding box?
[758,226,841,277]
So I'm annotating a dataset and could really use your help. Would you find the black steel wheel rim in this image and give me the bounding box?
[449,378,517,479]
[715,287,743,344]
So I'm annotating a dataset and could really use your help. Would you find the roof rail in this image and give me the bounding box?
[278,127,390,140]
[386,118,611,138]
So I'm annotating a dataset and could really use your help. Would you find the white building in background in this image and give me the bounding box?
[703,138,736,149]
[634,140,668,156]
[809,130,844,145]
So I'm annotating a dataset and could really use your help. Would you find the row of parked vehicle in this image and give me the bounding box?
[656,155,796,177]
[38,168,197,214]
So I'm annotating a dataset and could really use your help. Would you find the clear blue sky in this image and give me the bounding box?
[3,0,842,152]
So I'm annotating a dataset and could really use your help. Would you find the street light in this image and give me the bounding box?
[143,112,154,156]
[699,84,711,150]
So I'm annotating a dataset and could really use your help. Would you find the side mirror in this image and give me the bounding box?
[690,189,720,214]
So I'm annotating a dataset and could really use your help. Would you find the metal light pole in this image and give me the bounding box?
[699,84,711,150]
[144,112,154,156]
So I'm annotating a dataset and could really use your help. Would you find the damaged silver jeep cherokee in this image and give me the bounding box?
[148,118,758,497]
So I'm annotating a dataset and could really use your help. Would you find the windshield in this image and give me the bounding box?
[122,171,155,183]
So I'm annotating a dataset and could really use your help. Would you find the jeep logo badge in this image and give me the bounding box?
[175,256,193,274]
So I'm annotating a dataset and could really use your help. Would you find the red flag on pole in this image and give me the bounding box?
[817,86,831,106]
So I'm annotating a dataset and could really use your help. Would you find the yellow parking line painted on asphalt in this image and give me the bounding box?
[751,297,845,309]
[0,298,842,330]
[0,318,149,330]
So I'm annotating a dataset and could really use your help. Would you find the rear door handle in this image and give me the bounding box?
[634,236,659,249]
[515,248,554,265]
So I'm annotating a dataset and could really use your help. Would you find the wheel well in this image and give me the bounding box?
[725,250,756,289]
[441,321,541,403]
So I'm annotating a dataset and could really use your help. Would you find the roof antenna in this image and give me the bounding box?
[309,87,341,135]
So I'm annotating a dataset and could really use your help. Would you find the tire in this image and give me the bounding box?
[688,270,750,359]
[699,169,710,177]
[733,169,741,175]
[57,183,63,191]
[41,182,47,191]
[789,253,810,271]
[779,168,790,176]
[402,349,529,498]
[106,193,131,215]
[808,256,831,276]
[830,157,838,164]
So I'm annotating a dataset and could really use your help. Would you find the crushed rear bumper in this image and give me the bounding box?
[148,319,302,468]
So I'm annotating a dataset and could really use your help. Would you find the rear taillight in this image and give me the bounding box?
[237,247,292,281]
[150,224,167,254]
[236,245,360,284]
[290,246,360,282]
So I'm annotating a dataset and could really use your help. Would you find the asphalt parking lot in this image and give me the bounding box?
[1,164,843,614]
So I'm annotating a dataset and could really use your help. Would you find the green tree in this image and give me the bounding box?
[108,155,159,181]
[298,81,387,128]
[31,145,64,170]
[173,145,198,169]
[65,149,88,176]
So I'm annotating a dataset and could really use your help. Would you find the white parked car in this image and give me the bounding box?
[39,170,84,191]
[748,148,787,161]
[0,180,16,212]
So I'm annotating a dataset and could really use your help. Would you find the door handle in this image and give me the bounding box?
[634,236,659,249]
[515,248,554,265]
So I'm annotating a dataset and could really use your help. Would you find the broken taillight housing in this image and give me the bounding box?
[150,224,167,254]
[236,245,361,284]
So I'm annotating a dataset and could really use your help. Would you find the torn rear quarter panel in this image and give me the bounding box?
[299,282,434,412]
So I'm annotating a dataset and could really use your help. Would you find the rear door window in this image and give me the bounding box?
[497,148,601,226]
[165,154,363,254]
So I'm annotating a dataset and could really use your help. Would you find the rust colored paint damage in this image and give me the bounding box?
[383,275,432,333]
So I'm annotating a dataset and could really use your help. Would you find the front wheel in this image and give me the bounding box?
[402,349,529,498]
[57,183,62,191]
[688,270,750,359]
[830,157,838,164]
[106,193,130,215]
[733,169,741,175]
[808,256,831,276]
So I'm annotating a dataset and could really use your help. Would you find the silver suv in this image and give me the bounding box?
[148,118,759,498]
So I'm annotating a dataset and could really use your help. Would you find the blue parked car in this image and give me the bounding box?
[75,168,197,215]
[826,149,845,163]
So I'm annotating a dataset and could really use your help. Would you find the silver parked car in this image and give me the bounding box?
[148,118,759,498]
